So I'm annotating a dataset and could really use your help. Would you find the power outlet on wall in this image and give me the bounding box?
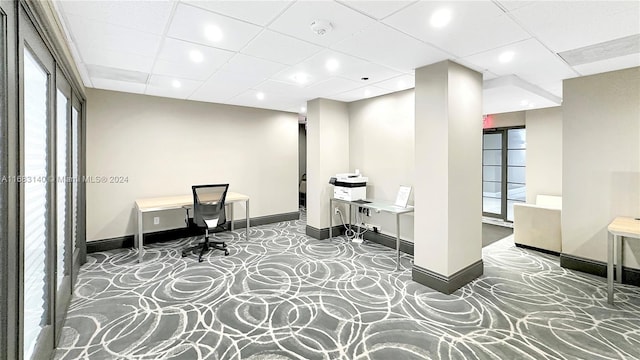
[153,217,160,225]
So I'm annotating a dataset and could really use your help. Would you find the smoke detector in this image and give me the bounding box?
[310,20,332,36]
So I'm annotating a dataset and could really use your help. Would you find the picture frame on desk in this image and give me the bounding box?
[394,185,412,208]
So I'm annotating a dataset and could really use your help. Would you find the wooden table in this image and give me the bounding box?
[135,192,250,262]
[607,216,640,304]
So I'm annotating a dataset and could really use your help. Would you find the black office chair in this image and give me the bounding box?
[181,184,230,262]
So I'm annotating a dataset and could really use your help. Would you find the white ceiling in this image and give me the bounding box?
[54,0,640,115]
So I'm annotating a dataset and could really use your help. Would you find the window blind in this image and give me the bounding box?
[56,90,67,289]
[23,47,49,360]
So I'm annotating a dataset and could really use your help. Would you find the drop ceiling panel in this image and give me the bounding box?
[461,39,577,86]
[228,89,303,113]
[304,77,365,97]
[293,50,403,84]
[510,1,640,52]
[91,78,146,95]
[332,22,450,72]
[268,1,376,47]
[167,3,262,51]
[146,75,203,99]
[328,85,391,102]
[242,30,323,65]
[253,79,309,96]
[371,74,415,92]
[153,38,234,80]
[219,54,287,80]
[337,1,415,20]
[80,47,155,73]
[573,53,640,76]
[383,1,530,58]
[183,0,293,26]
[189,70,264,103]
[60,0,173,35]
[65,14,161,58]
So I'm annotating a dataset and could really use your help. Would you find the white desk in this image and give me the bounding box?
[135,192,250,262]
[329,198,414,271]
[607,216,640,304]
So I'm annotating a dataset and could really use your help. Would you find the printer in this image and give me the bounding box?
[329,171,368,201]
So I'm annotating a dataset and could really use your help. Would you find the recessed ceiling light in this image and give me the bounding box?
[499,51,515,63]
[520,100,529,106]
[256,92,265,100]
[292,73,309,84]
[301,106,306,112]
[326,58,339,72]
[397,80,405,89]
[172,80,181,88]
[204,24,223,42]
[364,89,371,96]
[189,50,204,63]
[430,8,452,28]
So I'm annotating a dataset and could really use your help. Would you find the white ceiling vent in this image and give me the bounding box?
[86,64,149,84]
[558,34,640,66]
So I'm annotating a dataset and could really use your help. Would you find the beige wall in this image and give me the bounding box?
[484,111,525,128]
[525,107,562,202]
[85,89,299,241]
[348,89,415,240]
[562,67,640,268]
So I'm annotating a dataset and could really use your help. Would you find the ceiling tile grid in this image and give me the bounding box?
[54,0,640,115]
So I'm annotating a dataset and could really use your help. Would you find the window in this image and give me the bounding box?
[56,89,68,289]
[23,46,50,360]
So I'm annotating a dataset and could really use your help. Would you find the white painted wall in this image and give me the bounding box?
[85,89,299,241]
[562,67,640,268]
[525,107,562,203]
[306,98,350,231]
[348,89,415,240]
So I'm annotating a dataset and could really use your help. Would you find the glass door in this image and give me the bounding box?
[54,71,72,338]
[483,127,526,222]
[482,132,503,218]
[20,9,56,358]
[22,43,51,360]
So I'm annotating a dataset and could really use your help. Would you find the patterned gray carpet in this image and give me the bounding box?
[54,214,640,359]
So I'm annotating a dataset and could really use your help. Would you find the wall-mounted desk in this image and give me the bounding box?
[607,216,640,304]
[135,192,250,262]
[329,197,414,271]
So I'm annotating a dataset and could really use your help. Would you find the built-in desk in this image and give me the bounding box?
[135,192,250,262]
[607,216,640,304]
[329,197,414,271]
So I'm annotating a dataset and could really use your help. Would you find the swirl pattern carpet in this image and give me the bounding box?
[54,214,640,359]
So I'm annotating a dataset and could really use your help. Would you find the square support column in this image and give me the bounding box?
[305,98,350,239]
[412,60,484,294]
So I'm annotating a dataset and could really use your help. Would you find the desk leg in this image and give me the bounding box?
[329,199,333,241]
[616,235,622,283]
[229,204,234,232]
[395,214,400,271]
[607,232,614,304]
[245,199,250,241]
[137,209,144,263]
